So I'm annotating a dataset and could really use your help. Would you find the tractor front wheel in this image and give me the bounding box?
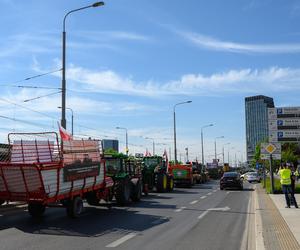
[131,180,142,202]
[115,178,131,205]
[156,173,168,192]
[167,176,174,192]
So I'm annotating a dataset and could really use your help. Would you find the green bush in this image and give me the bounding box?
[262,177,300,194]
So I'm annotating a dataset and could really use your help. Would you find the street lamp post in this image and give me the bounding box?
[214,136,224,162]
[173,101,192,164]
[201,124,214,165]
[144,137,155,155]
[61,2,104,129]
[222,142,230,164]
[58,106,74,135]
[116,127,128,155]
[228,146,235,165]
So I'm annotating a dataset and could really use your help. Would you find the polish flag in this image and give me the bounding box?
[145,149,151,156]
[163,149,169,165]
[58,122,72,141]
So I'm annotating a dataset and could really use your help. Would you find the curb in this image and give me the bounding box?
[254,188,265,250]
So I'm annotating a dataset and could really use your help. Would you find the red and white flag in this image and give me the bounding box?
[163,149,169,165]
[145,148,151,156]
[58,122,72,141]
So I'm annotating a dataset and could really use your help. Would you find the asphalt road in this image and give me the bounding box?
[0,180,255,250]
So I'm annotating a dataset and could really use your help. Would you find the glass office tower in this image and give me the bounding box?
[245,95,274,162]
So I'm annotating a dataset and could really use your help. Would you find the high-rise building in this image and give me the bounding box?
[102,139,119,152]
[245,95,274,162]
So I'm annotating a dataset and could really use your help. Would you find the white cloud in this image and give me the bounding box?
[177,31,300,54]
[62,64,300,97]
[76,30,151,42]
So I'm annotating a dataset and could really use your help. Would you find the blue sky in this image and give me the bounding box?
[1,0,300,164]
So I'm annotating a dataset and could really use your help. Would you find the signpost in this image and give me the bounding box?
[267,107,300,192]
[261,143,281,194]
[268,107,300,142]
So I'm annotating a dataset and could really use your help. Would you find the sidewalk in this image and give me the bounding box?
[255,185,300,250]
[269,193,300,246]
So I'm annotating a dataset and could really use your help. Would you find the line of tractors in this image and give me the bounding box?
[101,151,209,206]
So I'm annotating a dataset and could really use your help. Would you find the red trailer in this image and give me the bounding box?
[0,132,114,218]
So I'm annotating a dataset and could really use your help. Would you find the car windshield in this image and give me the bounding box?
[223,172,238,177]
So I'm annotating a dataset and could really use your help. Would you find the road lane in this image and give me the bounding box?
[0,181,255,250]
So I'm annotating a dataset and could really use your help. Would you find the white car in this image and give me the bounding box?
[246,172,261,183]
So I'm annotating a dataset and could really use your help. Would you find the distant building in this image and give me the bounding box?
[245,95,274,162]
[102,139,119,152]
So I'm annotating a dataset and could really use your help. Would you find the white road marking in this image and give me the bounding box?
[200,196,207,199]
[151,216,169,225]
[213,190,217,193]
[106,233,137,248]
[207,192,212,195]
[198,211,209,219]
[175,206,186,212]
[190,200,198,205]
[208,206,230,211]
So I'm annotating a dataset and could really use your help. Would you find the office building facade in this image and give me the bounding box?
[245,95,274,162]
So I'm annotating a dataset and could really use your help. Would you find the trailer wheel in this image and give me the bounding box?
[167,176,174,192]
[28,203,46,218]
[156,173,167,192]
[131,180,142,202]
[0,200,5,206]
[66,196,83,218]
[115,178,131,206]
[86,192,100,206]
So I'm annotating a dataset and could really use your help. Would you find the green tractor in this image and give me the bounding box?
[142,156,174,193]
[103,154,143,205]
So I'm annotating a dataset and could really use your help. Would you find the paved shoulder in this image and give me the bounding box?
[256,186,300,250]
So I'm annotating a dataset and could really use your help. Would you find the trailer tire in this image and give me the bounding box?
[115,178,131,206]
[66,196,83,218]
[0,200,5,206]
[86,192,100,206]
[28,203,46,218]
[167,176,174,192]
[156,173,167,192]
[131,180,142,202]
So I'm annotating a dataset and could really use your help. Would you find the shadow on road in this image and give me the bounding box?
[0,205,170,237]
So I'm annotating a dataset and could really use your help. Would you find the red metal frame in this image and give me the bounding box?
[0,132,109,206]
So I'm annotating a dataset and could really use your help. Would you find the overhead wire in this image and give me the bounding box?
[23,90,62,102]
[0,68,62,89]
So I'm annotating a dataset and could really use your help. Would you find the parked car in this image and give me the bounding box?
[220,172,243,190]
[246,172,261,183]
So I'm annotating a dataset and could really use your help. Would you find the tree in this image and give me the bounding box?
[281,143,298,164]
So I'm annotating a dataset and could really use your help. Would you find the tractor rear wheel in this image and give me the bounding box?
[28,203,46,218]
[66,196,84,218]
[131,180,142,202]
[156,173,167,192]
[115,178,131,205]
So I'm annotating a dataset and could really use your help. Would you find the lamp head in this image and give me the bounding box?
[92,2,105,7]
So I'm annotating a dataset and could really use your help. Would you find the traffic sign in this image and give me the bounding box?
[268,107,300,142]
[268,119,300,131]
[269,130,300,142]
[261,142,281,160]
[268,107,300,119]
